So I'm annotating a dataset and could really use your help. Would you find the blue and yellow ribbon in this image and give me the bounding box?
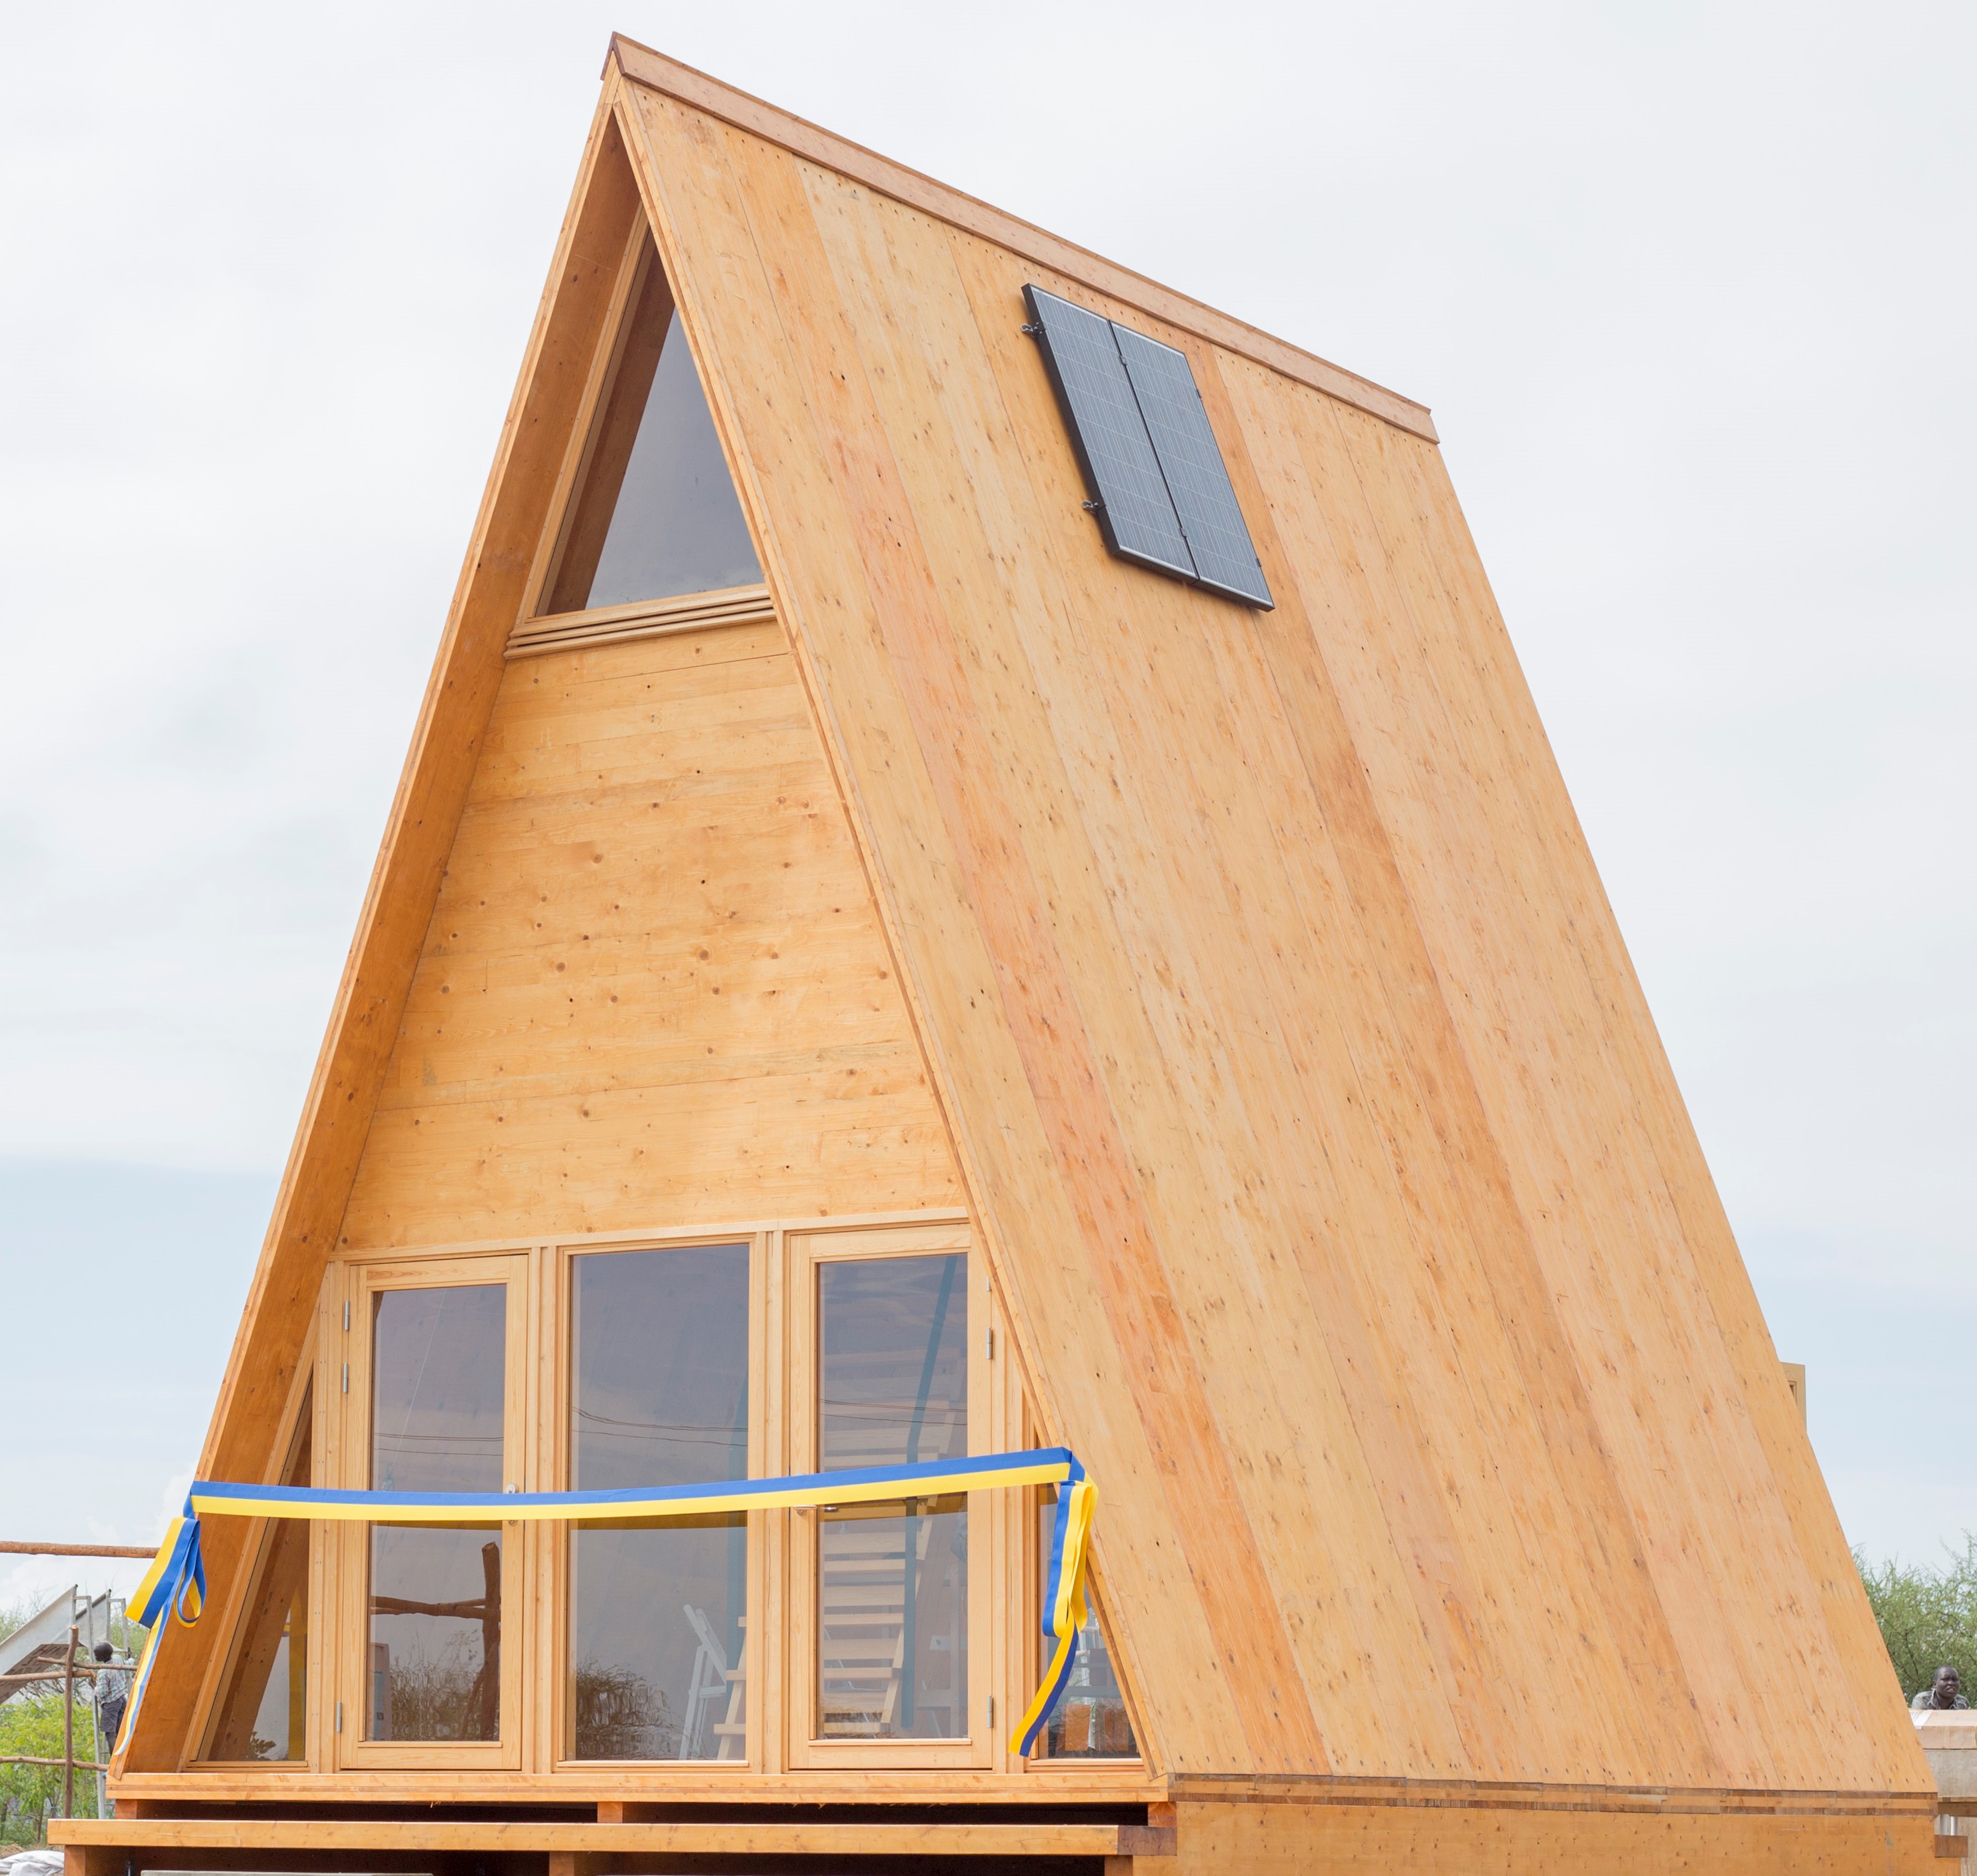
[1012,1458,1095,1754]
[123,1447,1093,1755]
[119,1509,205,1751]
[187,1447,1074,1524]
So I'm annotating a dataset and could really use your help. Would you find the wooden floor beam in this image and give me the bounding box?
[54,1817,1176,1861]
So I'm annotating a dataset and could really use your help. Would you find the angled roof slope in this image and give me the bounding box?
[608,43,1920,1793]
[132,40,1923,1805]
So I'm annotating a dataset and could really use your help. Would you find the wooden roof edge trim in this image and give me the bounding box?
[605,34,1438,445]
[191,93,639,1483]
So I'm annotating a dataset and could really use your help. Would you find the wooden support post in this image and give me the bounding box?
[63,1621,77,1821]
[547,1854,606,1876]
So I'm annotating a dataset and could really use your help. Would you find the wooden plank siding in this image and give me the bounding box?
[1166,1799,1937,1874]
[619,74,1929,1806]
[339,622,961,1248]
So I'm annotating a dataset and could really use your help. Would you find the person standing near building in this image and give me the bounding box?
[91,1641,131,1755]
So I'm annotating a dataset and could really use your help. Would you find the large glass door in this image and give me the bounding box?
[788,1222,991,1769]
[335,1254,528,1770]
[561,1239,754,1764]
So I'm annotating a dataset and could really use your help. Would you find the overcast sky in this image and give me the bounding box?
[0,1,1970,1617]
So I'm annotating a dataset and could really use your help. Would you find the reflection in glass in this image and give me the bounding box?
[367,1283,505,1743]
[1035,1489,1137,1758]
[817,1254,968,1740]
[569,1244,750,1761]
[543,241,762,616]
[204,1389,312,1761]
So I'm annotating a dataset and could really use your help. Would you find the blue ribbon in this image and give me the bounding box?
[121,1449,1092,1757]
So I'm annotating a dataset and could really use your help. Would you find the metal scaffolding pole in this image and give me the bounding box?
[61,1620,77,1821]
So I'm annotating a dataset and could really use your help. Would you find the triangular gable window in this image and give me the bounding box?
[1035,1487,1140,1759]
[541,237,761,616]
[200,1387,312,1761]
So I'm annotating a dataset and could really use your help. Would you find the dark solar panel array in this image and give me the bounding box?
[1021,287,1192,580]
[1111,325,1274,609]
[1022,284,1273,611]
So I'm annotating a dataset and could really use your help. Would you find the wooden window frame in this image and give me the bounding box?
[783,1220,1005,1773]
[513,213,768,655]
[328,1249,535,1773]
[521,217,649,628]
[239,1208,1079,1785]
[544,1228,769,1776]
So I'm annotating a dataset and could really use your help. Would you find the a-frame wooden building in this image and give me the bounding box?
[63,35,1936,1876]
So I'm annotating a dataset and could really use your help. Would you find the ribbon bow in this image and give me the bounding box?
[120,1505,205,1740]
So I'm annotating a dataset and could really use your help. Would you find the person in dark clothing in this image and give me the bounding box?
[1912,1665,1970,1710]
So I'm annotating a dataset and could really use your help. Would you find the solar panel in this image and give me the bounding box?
[1022,284,1272,610]
[1021,285,1193,582]
[1110,325,1274,610]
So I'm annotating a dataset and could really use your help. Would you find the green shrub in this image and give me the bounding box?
[0,1685,102,1845]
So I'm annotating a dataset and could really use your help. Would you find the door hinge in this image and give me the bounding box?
[334,1701,343,1733]
[985,1326,994,1361]
[342,1300,350,1333]
[987,1693,995,1728]
[341,1362,349,1394]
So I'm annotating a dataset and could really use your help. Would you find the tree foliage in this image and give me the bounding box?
[1856,1535,1977,1705]
[0,1687,103,1845]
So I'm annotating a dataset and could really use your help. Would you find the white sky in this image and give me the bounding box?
[0,1,1970,1608]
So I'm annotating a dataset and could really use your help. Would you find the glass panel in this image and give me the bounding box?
[568,1244,750,1761]
[543,241,762,616]
[367,1283,505,1743]
[1035,1488,1138,1758]
[203,1388,312,1761]
[817,1254,968,1741]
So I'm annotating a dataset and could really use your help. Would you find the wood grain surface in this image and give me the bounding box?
[1168,1799,1936,1875]
[621,75,1930,1801]
[338,622,961,1248]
